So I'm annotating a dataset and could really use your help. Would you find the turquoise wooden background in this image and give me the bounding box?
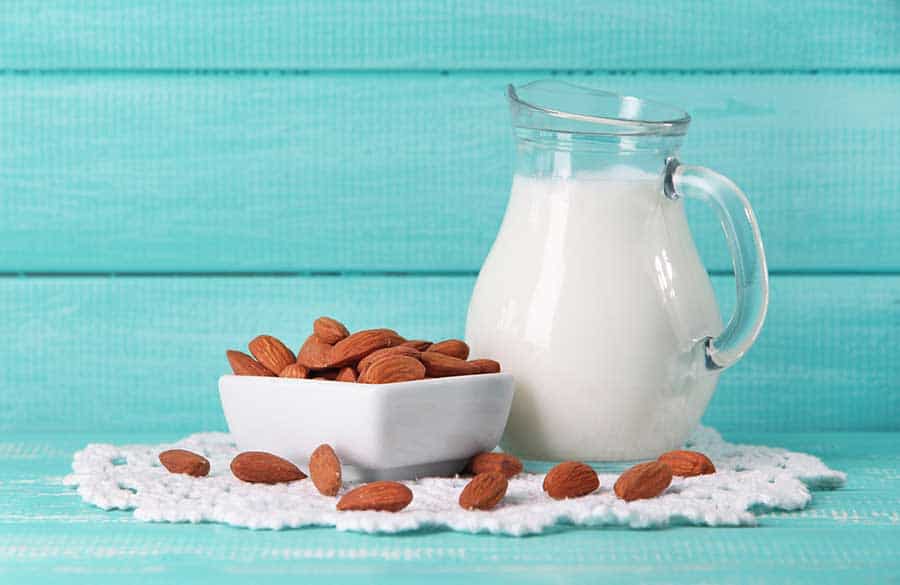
[0,3,899,583]
[1,1,897,436]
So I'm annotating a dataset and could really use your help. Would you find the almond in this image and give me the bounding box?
[279,363,309,378]
[248,335,296,374]
[336,481,413,512]
[614,461,673,501]
[543,461,600,499]
[159,449,210,477]
[467,452,523,479]
[296,334,333,369]
[468,358,501,374]
[419,351,481,377]
[357,345,422,377]
[458,472,508,510]
[313,316,350,345]
[336,366,357,382]
[230,451,307,484]
[428,339,470,360]
[401,339,432,351]
[309,444,342,496]
[329,328,405,368]
[379,328,406,343]
[657,450,716,477]
[226,350,275,377]
[359,355,426,384]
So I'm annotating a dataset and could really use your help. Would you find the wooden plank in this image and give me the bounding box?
[0,274,896,434]
[0,73,898,272]
[0,432,897,584]
[0,1,896,70]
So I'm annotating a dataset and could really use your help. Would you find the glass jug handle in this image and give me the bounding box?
[664,157,769,370]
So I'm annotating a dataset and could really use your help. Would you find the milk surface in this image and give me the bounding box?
[466,167,723,460]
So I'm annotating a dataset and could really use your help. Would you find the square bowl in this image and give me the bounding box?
[219,373,514,481]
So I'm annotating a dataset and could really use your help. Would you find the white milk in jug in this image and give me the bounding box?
[465,166,724,460]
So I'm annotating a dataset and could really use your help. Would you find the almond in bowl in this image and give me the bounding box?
[219,317,513,482]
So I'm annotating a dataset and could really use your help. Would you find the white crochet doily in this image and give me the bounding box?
[64,427,845,535]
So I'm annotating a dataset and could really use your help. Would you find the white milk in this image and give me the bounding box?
[465,167,724,460]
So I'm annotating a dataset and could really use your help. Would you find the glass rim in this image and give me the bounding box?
[508,80,692,137]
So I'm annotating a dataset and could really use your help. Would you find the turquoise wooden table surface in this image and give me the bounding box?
[1,432,898,584]
[1,2,897,583]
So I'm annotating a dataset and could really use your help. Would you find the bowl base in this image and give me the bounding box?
[340,458,468,482]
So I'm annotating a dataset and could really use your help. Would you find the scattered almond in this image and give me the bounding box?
[359,355,426,384]
[401,339,432,351]
[336,481,413,512]
[459,472,508,510]
[614,461,673,501]
[468,358,501,374]
[357,345,422,377]
[428,339,470,360]
[543,461,599,499]
[231,451,307,484]
[419,351,481,377]
[467,452,523,479]
[226,350,275,377]
[309,444,342,496]
[248,335,296,374]
[279,363,309,378]
[336,366,357,382]
[313,317,350,345]
[159,449,210,477]
[330,329,405,368]
[657,450,716,477]
[296,334,333,369]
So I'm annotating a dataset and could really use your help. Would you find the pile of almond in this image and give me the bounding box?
[158,447,716,513]
[226,317,501,384]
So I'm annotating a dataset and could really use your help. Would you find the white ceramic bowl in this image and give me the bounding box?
[219,373,514,481]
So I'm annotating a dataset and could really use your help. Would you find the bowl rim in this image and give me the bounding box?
[218,372,512,393]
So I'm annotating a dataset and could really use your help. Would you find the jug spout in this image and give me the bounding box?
[508,80,690,135]
[507,80,691,178]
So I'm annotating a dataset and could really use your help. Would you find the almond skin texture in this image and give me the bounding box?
[359,355,426,384]
[330,329,405,368]
[231,452,307,484]
[614,461,673,502]
[309,444,342,496]
[376,328,406,343]
[459,472,508,510]
[657,450,716,477]
[428,339,470,360]
[357,346,422,377]
[401,339,433,351]
[313,317,350,345]
[159,449,210,477]
[419,351,481,377]
[543,461,600,500]
[467,452,523,479]
[336,481,413,512]
[226,350,275,377]
[296,334,333,369]
[279,363,309,378]
[336,366,357,382]
[468,358,501,374]
[248,335,296,374]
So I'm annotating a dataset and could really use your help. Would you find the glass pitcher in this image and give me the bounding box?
[465,80,768,461]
